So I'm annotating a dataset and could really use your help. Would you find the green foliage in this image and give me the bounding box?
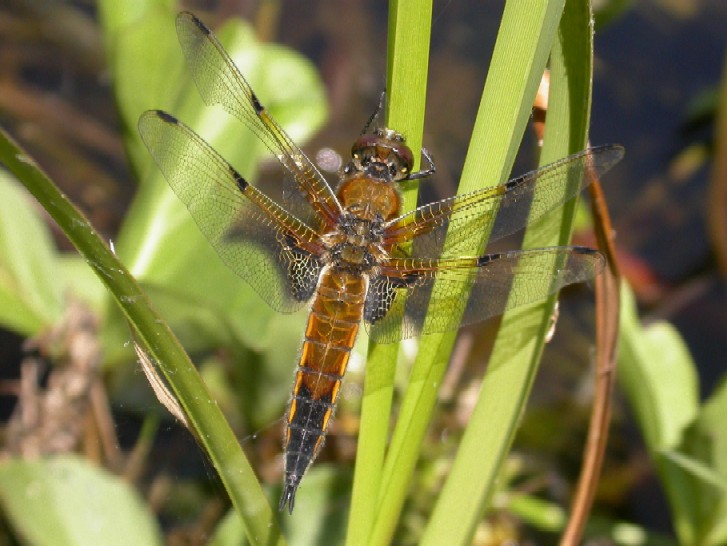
[620,286,727,545]
[411,1,586,544]
[0,1,335,542]
[0,171,63,335]
[0,0,725,545]
[0,456,163,546]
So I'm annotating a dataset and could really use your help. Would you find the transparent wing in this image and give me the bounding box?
[383,145,624,259]
[138,110,324,313]
[367,247,604,344]
[175,11,342,227]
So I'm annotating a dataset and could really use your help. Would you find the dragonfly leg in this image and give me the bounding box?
[407,147,436,180]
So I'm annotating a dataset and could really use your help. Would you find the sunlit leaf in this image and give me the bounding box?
[0,171,62,335]
[58,254,107,311]
[210,466,349,546]
[0,457,163,546]
[659,381,727,545]
[618,287,699,451]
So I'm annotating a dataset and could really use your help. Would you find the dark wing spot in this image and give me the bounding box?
[286,243,322,302]
[156,110,179,124]
[187,12,211,35]
[364,276,407,324]
[229,165,249,191]
[251,92,265,114]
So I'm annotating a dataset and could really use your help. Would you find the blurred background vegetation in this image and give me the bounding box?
[0,0,725,544]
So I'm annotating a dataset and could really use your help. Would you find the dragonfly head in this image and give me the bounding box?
[349,128,414,182]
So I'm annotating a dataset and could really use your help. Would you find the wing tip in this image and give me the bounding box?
[569,245,599,256]
[137,110,179,143]
[590,143,626,172]
[592,142,625,156]
[178,11,210,35]
[570,246,607,275]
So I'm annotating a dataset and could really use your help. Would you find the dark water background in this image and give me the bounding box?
[1,0,726,542]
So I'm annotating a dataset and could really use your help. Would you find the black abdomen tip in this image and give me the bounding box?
[279,477,301,514]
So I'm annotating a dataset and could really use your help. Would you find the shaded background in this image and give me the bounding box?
[1,0,726,542]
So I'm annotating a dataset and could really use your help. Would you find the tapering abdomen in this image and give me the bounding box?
[280,267,367,512]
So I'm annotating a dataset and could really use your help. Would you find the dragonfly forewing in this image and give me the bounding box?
[175,11,342,227]
[383,144,624,260]
[138,110,323,312]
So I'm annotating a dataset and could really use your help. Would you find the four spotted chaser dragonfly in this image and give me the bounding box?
[138,11,624,514]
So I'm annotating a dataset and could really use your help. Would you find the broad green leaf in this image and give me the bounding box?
[58,254,107,311]
[617,283,727,543]
[0,170,62,335]
[0,456,162,546]
[659,381,727,545]
[280,466,350,546]
[209,508,250,546]
[98,0,175,45]
[618,286,699,451]
[99,2,186,171]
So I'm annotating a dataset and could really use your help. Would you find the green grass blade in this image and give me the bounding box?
[0,128,285,546]
[346,1,432,543]
[419,2,595,542]
[417,2,596,543]
[365,1,569,544]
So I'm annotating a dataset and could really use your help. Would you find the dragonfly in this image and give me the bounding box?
[138,11,624,514]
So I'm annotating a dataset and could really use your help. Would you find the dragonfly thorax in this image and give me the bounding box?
[324,239,378,270]
[322,215,386,270]
[337,175,401,223]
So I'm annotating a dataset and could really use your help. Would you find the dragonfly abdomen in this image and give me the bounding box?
[280,268,368,513]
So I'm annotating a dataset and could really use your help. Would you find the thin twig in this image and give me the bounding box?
[560,138,621,546]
